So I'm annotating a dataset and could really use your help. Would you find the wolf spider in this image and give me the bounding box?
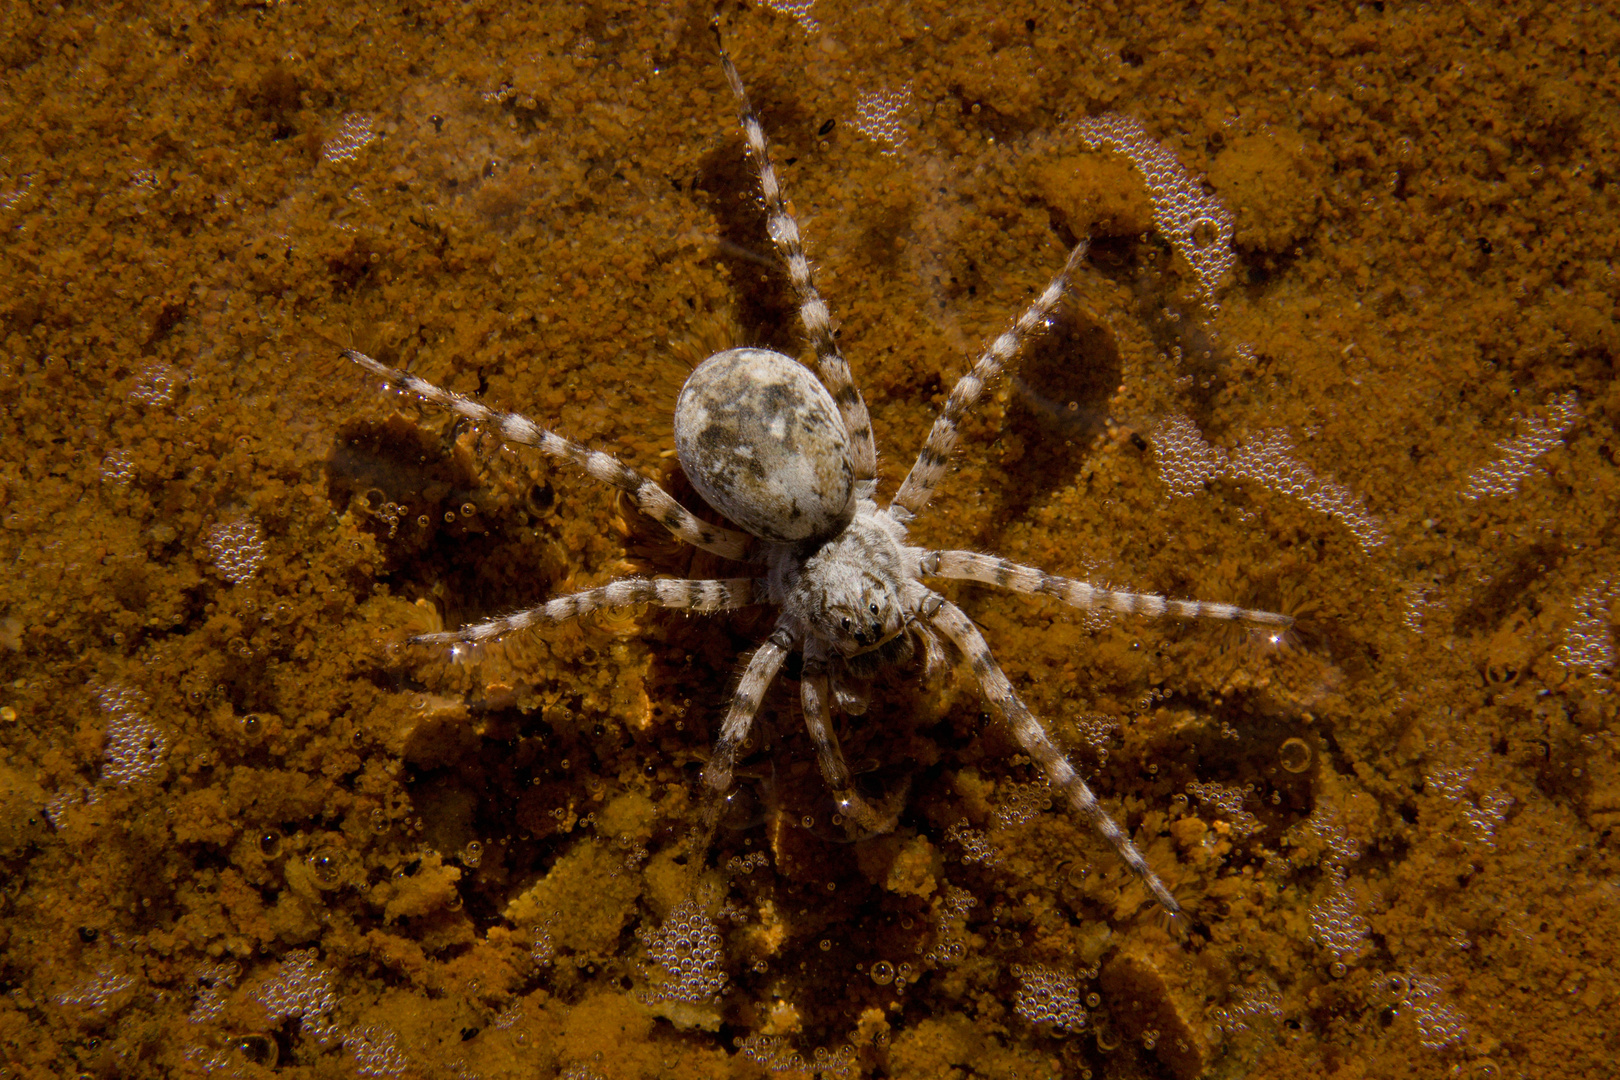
[344,22,1290,921]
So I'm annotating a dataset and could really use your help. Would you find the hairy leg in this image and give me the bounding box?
[925,594,1185,920]
[411,577,762,646]
[346,348,754,560]
[713,21,877,490]
[696,627,795,849]
[920,549,1292,629]
[889,241,1090,524]
[801,641,906,837]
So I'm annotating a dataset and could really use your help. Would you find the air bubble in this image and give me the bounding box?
[870,961,895,985]
[309,849,342,886]
[1279,737,1312,773]
[463,841,483,868]
[258,830,283,858]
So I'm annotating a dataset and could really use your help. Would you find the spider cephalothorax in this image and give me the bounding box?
[344,22,1290,922]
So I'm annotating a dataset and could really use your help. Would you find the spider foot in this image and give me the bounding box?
[833,775,911,841]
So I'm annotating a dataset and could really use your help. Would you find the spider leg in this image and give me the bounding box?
[802,641,906,838]
[411,577,763,646]
[921,591,1186,921]
[697,627,795,850]
[344,348,755,561]
[888,240,1090,525]
[712,21,878,492]
[920,549,1293,629]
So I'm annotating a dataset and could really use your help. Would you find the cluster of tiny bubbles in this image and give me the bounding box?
[363,490,411,539]
[923,884,978,965]
[1185,779,1262,838]
[130,361,181,408]
[93,681,168,786]
[635,899,726,1004]
[991,776,1052,829]
[186,959,239,1024]
[849,83,913,155]
[1010,963,1087,1033]
[491,1003,525,1031]
[1555,577,1617,678]
[1424,754,1514,847]
[53,960,136,1011]
[1460,390,1579,500]
[461,840,483,868]
[205,517,266,583]
[1072,713,1120,761]
[321,113,377,164]
[1075,114,1235,305]
[945,819,1001,867]
[1278,737,1313,773]
[735,1034,857,1076]
[1398,970,1470,1050]
[342,1025,411,1077]
[558,1065,607,1080]
[531,919,563,965]
[252,948,339,1039]
[1208,982,1284,1036]
[756,0,819,35]
[726,850,770,875]
[99,448,135,486]
[616,834,650,872]
[1150,415,1388,550]
[1308,867,1373,958]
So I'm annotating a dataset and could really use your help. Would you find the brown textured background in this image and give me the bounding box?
[0,0,1615,1077]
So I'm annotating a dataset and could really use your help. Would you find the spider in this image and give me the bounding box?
[343,23,1291,922]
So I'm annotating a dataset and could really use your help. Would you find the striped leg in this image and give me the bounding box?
[922,550,1293,628]
[801,641,906,837]
[698,628,794,844]
[888,241,1090,524]
[412,577,760,646]
[713,22,877,487]
[925,595,1185,920]
[345,349,755,561]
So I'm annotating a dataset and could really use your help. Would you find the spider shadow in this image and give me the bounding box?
[963,297,1124,546]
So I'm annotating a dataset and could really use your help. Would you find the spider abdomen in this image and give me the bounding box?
[674,348,855,543]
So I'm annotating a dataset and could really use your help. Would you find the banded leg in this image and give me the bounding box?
[345,349,755,560]
[925,594,1184,920]
[698,628,794,843]
[921,550,1293,628]
[412,577,761,646]
[889,240,1091,524]
[713,22,877,487]
[801,641,906,837]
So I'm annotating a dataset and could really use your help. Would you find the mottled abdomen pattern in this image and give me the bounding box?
[674,348,854,543]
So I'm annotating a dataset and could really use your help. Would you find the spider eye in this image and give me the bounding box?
[840,617,851,631]
[869,603,879,616]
